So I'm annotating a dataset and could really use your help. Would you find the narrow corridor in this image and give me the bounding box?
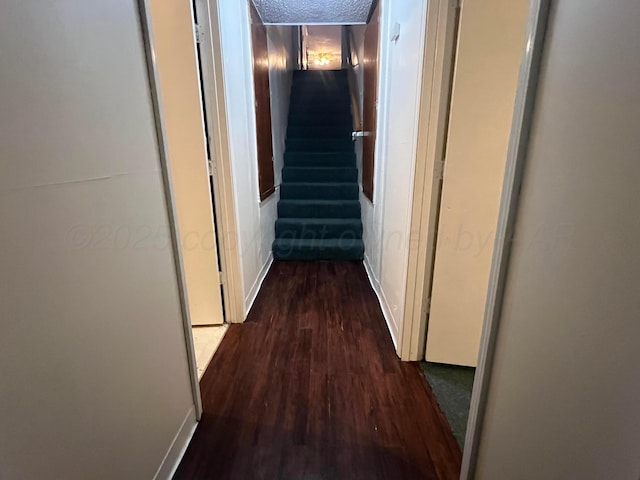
[174,261,461,479]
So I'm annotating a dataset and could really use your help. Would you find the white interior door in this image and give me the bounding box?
[425,0,529,366]
[148,0,224,326]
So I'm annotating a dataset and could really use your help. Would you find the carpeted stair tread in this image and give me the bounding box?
[288,115,353,127]
[273,69,364,261]
[289,101,351,110]
[289,108,351,117]
[289,98,350,106]
[275,218,363,239]
[284,152,356,167]
[282,166,358,183]
[280,182,359,200]
[291,79,348,88]
[276,217,362,227]
[289,97,351,107]
[287,127,352,139]
[272,237,364,261]
[278,199,361,219]
[285,138,354,152]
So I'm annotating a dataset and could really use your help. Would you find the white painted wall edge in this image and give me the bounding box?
[193,0,246,325]
[460,0,551,477]
[363,255,399,349]
[244,253,274,315]
[399,0,459,361]
[153,407,198,480]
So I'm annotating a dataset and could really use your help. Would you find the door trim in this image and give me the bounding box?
[399,0,459,361]
[136,0,203,419]
[400,0,551,474]
[193,0,245,324]
[460,0,551,476]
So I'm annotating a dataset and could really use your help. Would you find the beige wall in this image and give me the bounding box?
[148,0,224,326]
[426,0,529,366]
[475,0,640,477]
[0,1,196,478]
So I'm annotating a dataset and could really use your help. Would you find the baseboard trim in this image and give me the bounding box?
[153,407,197,480]
[244,253,274,315]
[363,255,399,350]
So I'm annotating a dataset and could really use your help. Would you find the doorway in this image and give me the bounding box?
[401,0,532,453]
[145,0,233,405]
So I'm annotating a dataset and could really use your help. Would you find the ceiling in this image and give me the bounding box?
[252,0,374,25]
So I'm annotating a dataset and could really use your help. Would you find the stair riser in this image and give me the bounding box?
[287,127,351,139]
[286,139,354,153]
[284,152,356,167]
[291,85,349,94]
[289,103,350,112]
[293,70,347,77]
[275,221,363,239]
[273,242,364,261]
[291,82,348,90]
[282,168,358,183]
[289,97,350,107]
[284,160,356,168]
[290,92,349,102]
[288,109,351,118]
[278,202,361,219]
[280,184,359,200]
[289,97,349,105]
[288,116,352,127]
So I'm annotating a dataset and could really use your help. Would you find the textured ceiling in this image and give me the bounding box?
[252,0,373,24]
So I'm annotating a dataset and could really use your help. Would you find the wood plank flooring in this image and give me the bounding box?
[174,261,461,479]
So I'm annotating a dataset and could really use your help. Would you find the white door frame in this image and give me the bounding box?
[136,0,248,421]
[399,0,461,362]
[400,0,551,476]
[192,0,245,325]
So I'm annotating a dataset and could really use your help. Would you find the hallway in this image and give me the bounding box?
[174,262,461,479]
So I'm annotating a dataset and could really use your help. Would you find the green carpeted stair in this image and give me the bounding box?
[273,69,364,261]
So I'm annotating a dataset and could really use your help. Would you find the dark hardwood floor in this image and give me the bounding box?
[174,261,461,479]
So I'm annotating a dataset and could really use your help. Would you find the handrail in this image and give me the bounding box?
[345,26,363,134]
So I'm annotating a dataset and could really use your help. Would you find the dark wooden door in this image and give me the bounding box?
[250,4,275,200]
[362,2,380,202]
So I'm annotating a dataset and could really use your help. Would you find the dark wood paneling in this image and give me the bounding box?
[250,4,275,201]
[174,261,462,479]
[362,3,380,202]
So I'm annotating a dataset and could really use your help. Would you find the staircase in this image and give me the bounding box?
[273,69,364,261]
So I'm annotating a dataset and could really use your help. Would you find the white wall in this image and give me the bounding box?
[351,24,367,183]
[267,26,296,189]
[426,0,529,366]
[475,0,640,478]
[0,1,196,478]
[148,0,224,326]
[217,2,295,314]
[360,0,428,348]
